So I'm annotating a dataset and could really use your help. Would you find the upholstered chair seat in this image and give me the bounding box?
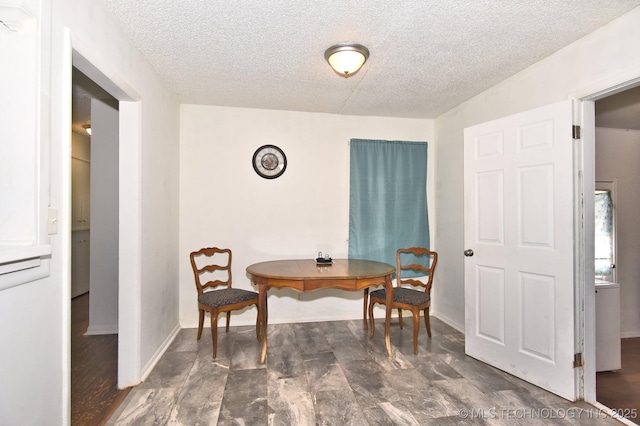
[369,287,431,307]
[198,288,259,308]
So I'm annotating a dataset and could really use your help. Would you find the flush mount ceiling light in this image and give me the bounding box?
[324,43,369,77]
[82,124,91,135]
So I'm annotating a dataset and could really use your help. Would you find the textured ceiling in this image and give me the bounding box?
[97,0,640,119]
[73,1,640,131]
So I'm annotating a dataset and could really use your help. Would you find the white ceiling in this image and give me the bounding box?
[73,1,640,130]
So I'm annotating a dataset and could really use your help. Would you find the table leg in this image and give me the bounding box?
[259,284,268,364]
[384,275,393,358]
[363,288,369,329]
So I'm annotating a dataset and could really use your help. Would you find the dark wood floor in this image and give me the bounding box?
[597,337,640,418]
[72,293,130,426]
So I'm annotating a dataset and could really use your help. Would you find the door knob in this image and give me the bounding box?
[464,249,474,257]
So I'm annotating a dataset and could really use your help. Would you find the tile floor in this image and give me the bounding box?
[107,317,622,425]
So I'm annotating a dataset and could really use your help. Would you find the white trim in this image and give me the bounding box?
[0,245,51,290]
[621,331,640,339]
[85,324,118,335]
[140,324,180,383]
[59,28,74,426]
[181,310,466,335]
[575,99,596,402]
[570,65,640,101]
[0,258,51,288]
[432,311,465,334]
[575,74,640,406]
[583,100,597,403]
[117,100,143,387]
[0,244,51,264]
[70,39,143,389]
[590,401,638,426]
[0,2,35,32]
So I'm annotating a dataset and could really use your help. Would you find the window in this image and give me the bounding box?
[595,183,615,282]
[348,139,429,275]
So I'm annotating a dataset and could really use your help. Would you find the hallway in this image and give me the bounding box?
[72,293,130,425]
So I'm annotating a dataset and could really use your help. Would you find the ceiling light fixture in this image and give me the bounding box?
[324,43,369,77]
[82,124,91,135]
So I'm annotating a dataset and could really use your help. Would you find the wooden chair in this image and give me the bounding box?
[190,247,260,358]
[368,247,438,354]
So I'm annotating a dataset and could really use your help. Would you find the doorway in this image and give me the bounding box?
[593,85,640,415]
[71,66,126,424]
[69,48,144,391]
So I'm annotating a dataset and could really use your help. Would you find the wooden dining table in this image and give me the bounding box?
[246,258,396,364]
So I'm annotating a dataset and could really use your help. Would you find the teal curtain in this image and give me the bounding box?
[348,139,429,276]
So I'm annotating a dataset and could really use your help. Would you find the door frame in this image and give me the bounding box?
[64,33,144,388]
[571,73,640,403]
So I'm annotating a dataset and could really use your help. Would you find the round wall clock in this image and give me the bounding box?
[252,145,287,179]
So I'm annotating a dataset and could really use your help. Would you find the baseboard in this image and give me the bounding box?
[181,310,466,331]
[431,310,465,334]
[85,324,118,335]
[621,331,640,339]
[140,324,181,382]
[182,313,369,329]
[590,401,638,426]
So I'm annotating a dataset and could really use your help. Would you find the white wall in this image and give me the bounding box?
[51,0,181,382]
[0,1,61,424]
[72,131,90,161]
[595,127,640,337]
[434,5,640,404]
[0,0,180,424]
[179,105,434,327]
[433,6,640,332]
[87,99,119,334]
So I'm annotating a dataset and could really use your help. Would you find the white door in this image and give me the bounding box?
[464,100,577,400]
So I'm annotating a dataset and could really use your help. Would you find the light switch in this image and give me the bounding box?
[48,206,58,235]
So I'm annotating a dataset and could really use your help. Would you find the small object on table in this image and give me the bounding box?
[316,252,333,264]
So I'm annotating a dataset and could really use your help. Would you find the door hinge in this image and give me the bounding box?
[572,125,581,139]
[573,352,584,368]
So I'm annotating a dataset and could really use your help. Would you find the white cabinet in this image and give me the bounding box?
[71,157,90,230]
[71,147,90,298]
[595,282,621,372]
